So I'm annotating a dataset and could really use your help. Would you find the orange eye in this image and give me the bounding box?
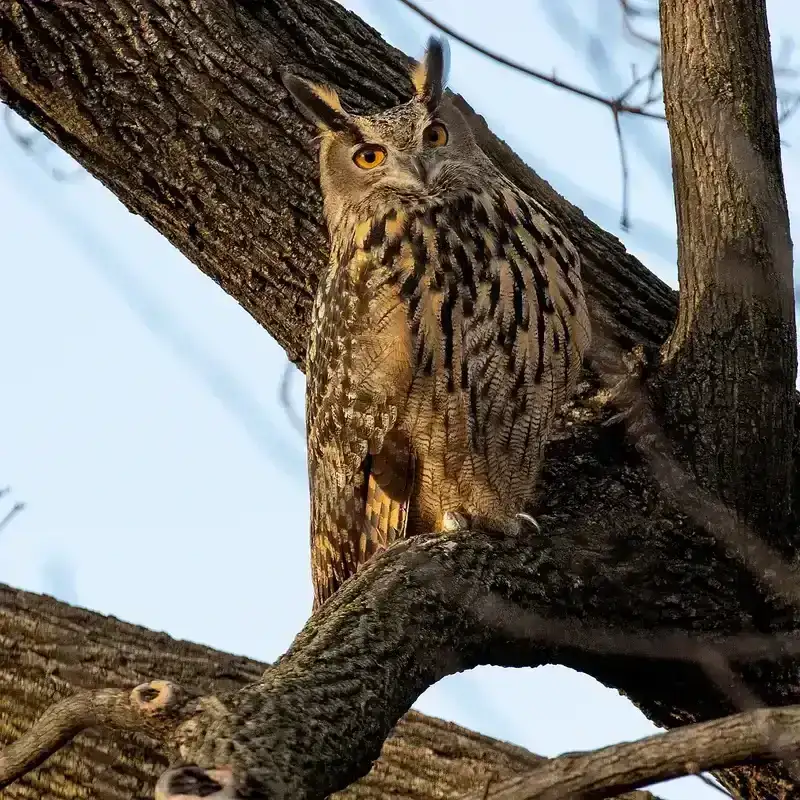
[423,122,448,147]
[353,145,387,169]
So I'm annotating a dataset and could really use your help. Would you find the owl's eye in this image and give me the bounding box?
[423,122,448,147]
[353,145,387,169]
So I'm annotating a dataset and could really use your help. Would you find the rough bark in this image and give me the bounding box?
[0,0,675,363]
[0,583,595,800]
[0,0,797,798]
[658,0,796,543]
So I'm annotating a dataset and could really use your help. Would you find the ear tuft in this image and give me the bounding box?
[411,36,449,111]
[281,71,360,138]
[312,83,343,113]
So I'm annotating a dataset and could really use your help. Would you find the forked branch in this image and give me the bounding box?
[0,680,194,789]
[3,570,800,800]
[4,514,800,797]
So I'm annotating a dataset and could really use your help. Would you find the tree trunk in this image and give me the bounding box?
[0,0,797,798]
[658,0,796,543]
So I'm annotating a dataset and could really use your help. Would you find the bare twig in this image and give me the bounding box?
[279,360,304,435]
[396,0,665,121]
[612,110,631,230]
[778,93,800,125]
[463,706,800,799]
[3,107,83,182]
[0,680,190,789]
[0,502,24,535]
[619,0,660,48]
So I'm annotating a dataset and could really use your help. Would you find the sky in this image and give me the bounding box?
[2,1,800,797]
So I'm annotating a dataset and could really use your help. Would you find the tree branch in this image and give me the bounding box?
[6,519,800,798]
[113,484,800,797]
[0,681,191,789]
[468,706,800,799]
[395,0,665,119]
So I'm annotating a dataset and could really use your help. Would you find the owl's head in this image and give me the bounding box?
[283,38,491,228]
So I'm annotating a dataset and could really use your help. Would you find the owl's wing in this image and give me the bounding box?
[306,250,415,609]
[444,186,591,497]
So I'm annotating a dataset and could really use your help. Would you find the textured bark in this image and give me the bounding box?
[0,0,675,365]
[1,583,607,800]
[474,706,800,799]
[0,0,796,798]
[658,0,796,541]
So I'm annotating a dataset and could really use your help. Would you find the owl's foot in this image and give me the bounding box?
[513,512,541,535]
[440,511,541,537]
[442,510,470,532]
[155,765,237,799]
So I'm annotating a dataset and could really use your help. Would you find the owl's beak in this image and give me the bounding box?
[408,155,429,185]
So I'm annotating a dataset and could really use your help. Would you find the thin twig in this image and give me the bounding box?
[612,110,630,230]
[0,502,25,535]
[279,360,304,435]
[619,0,660,48]
[396,0,665,121]
[615,57,661,107]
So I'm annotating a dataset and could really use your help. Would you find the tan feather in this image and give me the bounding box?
[410,60,429,97]
[310,83,343,113]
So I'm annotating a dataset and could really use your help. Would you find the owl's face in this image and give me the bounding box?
[283,38,492,230]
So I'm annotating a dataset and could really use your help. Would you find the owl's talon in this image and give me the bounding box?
[514,513,541,534]
[442,511,469,532]
[155,764,237,799]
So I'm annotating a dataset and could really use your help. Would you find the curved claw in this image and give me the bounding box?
[155,765,236,799]
[514,512,541,534]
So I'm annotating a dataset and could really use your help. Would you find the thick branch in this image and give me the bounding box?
[10,520,799,799]
[53,516,800,799]
[142,390,800,798]
[0,583,604,800]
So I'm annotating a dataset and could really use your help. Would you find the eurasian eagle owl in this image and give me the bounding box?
[284,38,591,608]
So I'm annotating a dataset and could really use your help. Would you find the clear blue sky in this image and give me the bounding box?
[2,2,799,797]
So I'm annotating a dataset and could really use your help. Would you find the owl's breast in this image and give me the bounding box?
[330,183,589,476]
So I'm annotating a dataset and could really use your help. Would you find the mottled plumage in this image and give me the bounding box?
[285,39,590,608]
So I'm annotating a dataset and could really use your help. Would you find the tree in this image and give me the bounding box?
[0,0,797,798]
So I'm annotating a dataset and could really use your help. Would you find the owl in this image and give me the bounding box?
[284,38,590,609]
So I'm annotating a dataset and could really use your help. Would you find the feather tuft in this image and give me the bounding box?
[411,36,448,110]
